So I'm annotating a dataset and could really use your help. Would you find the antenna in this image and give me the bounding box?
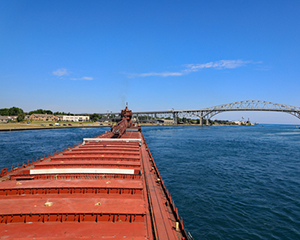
[126,102,128,107]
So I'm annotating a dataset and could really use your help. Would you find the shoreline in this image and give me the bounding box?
[0,125,110,132]
[0,123,256,132]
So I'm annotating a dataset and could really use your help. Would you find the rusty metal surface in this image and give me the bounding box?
[0,108,189,240]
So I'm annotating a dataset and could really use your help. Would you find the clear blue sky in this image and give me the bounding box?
[1,0,300,123]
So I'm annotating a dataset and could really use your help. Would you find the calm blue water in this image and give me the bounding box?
[0,127,109,168]
[1,125,300,239]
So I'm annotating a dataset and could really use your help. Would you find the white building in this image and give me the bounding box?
[61,115,90,122]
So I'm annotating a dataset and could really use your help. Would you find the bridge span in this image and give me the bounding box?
[95,100,300,125]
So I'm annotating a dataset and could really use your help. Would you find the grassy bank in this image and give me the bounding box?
[0,121,114,130]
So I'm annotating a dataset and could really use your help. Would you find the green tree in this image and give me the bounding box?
[54,111,67,115]
[0,107,24,116]
[0,108,10,116]
[29,109,53,115]
[17,113,25,122]
[8,107,23,116]
[90,113,100,122]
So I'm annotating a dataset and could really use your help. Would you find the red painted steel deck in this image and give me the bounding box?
[0,107,189,240]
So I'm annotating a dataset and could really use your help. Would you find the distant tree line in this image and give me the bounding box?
[0,107,23,116]
[178,117,199,124]
[0,107,76,116]
[28,109,74,116]
[0,107,24,122]
[0,107,77,122]
[53,112,74,116]
[213,120,231,124]
[28,109,53,115]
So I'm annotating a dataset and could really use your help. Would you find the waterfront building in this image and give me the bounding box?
[27,114,57,121]
[0,116,18,123]
[61,115,90,122]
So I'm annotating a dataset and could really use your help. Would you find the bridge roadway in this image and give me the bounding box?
[84,100,300,125]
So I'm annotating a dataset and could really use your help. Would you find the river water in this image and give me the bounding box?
[0,125,300,239]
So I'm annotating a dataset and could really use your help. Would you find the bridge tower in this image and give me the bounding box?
[199,111,203,126]
[173,112,178,125]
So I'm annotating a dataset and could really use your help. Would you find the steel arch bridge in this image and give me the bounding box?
[179,100,300,124]
[93,100,300,125]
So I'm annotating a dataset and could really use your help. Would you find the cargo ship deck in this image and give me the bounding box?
[0,107,189,240]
